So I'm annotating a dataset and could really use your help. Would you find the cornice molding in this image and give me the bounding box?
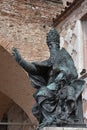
[53,0,85,27]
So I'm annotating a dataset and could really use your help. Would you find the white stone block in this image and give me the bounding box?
[42,127,87,130]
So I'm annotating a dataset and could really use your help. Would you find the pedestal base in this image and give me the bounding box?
[42,127,87,130]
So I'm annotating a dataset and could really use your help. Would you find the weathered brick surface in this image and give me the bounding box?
[0,0,63,62]
[0,0,63,25]
[0,17,50,61]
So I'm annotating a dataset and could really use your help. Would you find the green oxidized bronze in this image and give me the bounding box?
[12,29,85,130]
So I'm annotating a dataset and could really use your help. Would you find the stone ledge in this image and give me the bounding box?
[42,127,87,130]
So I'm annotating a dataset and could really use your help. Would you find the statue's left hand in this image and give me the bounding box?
[12,47,21,63]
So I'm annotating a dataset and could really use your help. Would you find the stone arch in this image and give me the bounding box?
[0,45,37,124]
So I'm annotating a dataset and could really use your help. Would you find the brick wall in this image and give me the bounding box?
[0,0,63,25]
[0,13,50,62]
[0,0,63,61]
[0,22,50,61]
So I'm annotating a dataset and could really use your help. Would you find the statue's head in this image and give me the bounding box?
[46,28,60,49]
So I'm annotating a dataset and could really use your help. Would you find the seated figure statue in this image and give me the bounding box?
[12,28,85,130]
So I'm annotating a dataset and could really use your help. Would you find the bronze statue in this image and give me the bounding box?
[12,29,85,130]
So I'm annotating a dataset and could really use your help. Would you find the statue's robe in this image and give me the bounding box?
[30,48,85,125]
[30,48,78,88]
[34,79,85,125]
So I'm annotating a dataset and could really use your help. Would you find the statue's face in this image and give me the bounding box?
[48,41,59,50]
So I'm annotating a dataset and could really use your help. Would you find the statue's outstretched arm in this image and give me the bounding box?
[12,48,37,73]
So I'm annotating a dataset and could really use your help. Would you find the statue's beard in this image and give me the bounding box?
[50,48,57,64]
[50,48,59,74]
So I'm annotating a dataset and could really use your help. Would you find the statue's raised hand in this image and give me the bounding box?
[12,47,21,63]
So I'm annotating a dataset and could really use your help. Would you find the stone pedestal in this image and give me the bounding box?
[42,127,87,130]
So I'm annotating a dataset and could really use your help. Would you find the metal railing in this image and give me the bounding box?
[0,122,37,130]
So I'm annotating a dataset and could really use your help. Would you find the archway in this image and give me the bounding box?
[0,45,37,125]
